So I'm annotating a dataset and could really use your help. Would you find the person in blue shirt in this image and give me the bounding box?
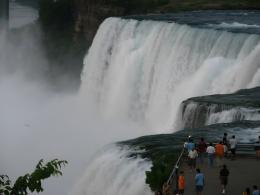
[253,185,260,195]
[184,138,195,152]
[195,168,204,195]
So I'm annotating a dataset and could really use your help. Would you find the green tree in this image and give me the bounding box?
[0,159,68,195]
[145,160,172,192]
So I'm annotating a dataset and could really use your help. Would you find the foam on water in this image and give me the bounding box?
[208,22,260,29]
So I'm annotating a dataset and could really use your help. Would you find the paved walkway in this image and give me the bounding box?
[179,157,260,195]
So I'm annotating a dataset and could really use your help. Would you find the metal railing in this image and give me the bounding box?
[166,147,185,185]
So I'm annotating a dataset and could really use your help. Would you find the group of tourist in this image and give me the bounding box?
[175,165,259,195]
[155,134,260,195]
[185,133,240,171]
[175,166,229,195]
[185,134,260,170]
[182,134,260,194]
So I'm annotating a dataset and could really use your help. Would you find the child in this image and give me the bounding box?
[178,171,185,195]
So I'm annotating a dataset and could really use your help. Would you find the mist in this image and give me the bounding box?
[0,25,148,195]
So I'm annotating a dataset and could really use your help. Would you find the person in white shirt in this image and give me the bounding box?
[188,148,198,171]
[206,143,215,168]
[229,135,237,160]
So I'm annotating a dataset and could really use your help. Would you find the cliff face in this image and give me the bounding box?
[73,0,260,42]
[73,0,170,41]
[74,0,124,41]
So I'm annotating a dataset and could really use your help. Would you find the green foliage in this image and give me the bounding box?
[0,175,12,195]
[119,134,186,192]
[146,160,173,192]
[0,159,68,195]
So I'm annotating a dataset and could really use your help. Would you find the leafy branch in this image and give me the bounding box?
[0,159,68,195]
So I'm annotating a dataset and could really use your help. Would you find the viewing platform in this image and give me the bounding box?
[180,156,260,195]
[165,143,260,195]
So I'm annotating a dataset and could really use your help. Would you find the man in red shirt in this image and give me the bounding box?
[197,138,207,164]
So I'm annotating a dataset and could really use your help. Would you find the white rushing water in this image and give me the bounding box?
[70,145,152,195]
[206,107,260,125]
[207,22,260,29]
[81,17,260,132]
[178,101,260,128]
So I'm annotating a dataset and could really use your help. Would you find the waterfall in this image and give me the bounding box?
[76,17,260,193]
[179,101,260,129]
[80,17,260,132]
[70,145,152,195]
[72,16,260,195]
[206,107,260,124]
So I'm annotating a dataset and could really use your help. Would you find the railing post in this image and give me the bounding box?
[175,165,179,192]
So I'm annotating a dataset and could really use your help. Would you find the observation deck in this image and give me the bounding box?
[181,156,260,195]
[166,143,260,195]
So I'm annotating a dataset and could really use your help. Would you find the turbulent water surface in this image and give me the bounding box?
[126,10,260,34]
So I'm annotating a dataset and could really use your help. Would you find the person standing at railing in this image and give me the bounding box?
[206,143,215,168]
[222,133,229,158]
[197,138,207,164]
[222,133,228,145]
[254,139,260,160]
[184,137,195,152]
[229,135,237,160]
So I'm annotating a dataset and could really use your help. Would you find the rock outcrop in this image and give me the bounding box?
[74,0,124,41]
[179,87,260,129]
